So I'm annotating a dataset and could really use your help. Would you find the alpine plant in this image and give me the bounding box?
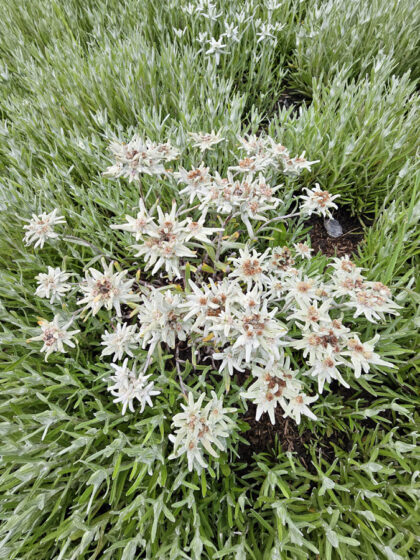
[24,132,399,472]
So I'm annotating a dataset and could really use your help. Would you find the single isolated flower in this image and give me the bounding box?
[29,315,79,361]
[205,37,228,65]
[299,184,340,218]
[35,266,72,303]
[108,358,160,415]
[23,209,66,249]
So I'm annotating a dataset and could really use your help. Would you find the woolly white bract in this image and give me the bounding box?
[25,131,400,472]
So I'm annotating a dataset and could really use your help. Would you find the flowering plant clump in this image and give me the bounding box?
[25,131,399,473]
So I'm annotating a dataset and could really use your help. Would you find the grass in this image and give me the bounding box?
[0,0,419,558]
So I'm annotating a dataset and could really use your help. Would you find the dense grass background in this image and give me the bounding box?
[0,0,419,558]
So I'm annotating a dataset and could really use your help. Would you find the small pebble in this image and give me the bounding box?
[324,218,343,238]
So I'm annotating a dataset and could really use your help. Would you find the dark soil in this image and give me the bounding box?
[235,371,352,473]
[274,88,311,116]
[306,207,369,257]
[237,402,352,473]
[258,89,311,131]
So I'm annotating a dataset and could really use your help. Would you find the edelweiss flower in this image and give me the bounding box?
[341,334,395,378]
[23,209,66,249]
[283,152,319,177]
[29,315,79,361]
[35,267,72,303]
[196,171,281,236]
[287,300,332,330]
[101,323,138,361]
[256,22,276,43]
[103,135,179,181]
[197,1,222,22]
[205,38,228,65]
[184,212,222,244]
[232,301,287,363]
[224,22,240,42]
[345,289,400,323]
[329,255,364,278]
[108,358,160,415]
[269,246,295,275]
[283,275,320,305]
[212,347,245,376]
[229,155,270,174]
[229,247,271,289]
[266,138,290,162]
[169,391,236,472]
[189,129,225,151]
[138,289,191,352]
[307,353,348,393]
[78,259,139,317]
[242,358,302,424]
[237,134,268,156]
[299,185,340,218]
[294,242,313,260]
[282,393,318,424]
[131,202,197,279]
[173,163,213,203]
[110,199,153,240]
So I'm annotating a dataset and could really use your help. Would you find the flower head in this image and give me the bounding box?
[78,259,139,317]
[138,289,191,352]
[35,267,72,303]
[103,135,179,181]
[300,185,340,218]
[101,323,138,361]
[169,391,236,472]
[23,209,66,249]
[131,202,198,279]
[108,358,160,415]
[189,130,225,151]
[29,315,79,361]
[341,334,395,378]
[205,38,228,65]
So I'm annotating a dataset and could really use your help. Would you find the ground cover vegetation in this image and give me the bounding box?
[0,0,419,558]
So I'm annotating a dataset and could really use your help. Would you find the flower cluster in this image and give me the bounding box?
[112,201,220,279]
[25,130,400,472]
[103,135,179,181]
[169,391,236,472]
[236,134,319,177]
